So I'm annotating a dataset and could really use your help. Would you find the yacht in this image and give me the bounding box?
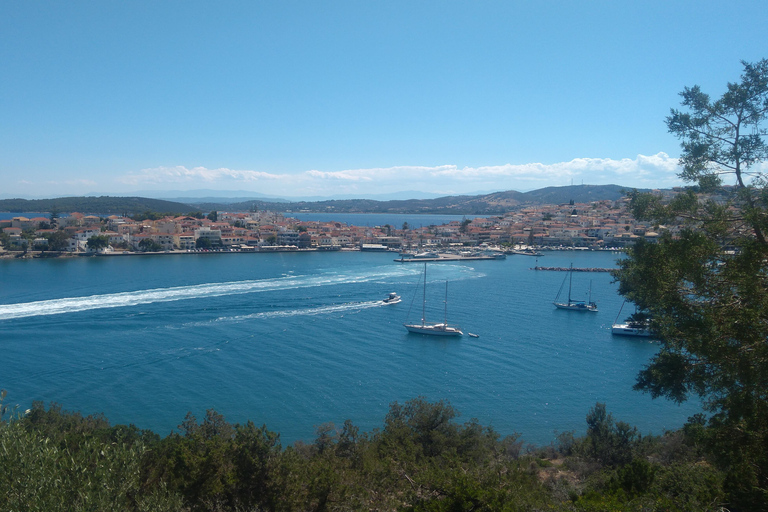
[404,263,463,336]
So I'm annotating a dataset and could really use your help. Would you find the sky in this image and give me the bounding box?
[1,1,766,200]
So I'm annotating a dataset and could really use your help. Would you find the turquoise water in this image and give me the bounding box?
[0,251,698,445]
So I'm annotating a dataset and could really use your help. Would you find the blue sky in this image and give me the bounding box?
[1,1,766,199]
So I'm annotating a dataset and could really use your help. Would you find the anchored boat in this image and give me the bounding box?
[553,263,598,312]
[404,263,463,336]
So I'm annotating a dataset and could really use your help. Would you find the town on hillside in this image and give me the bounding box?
[0,196,675,256]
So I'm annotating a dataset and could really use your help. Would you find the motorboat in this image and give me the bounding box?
[382,292,401,304]
[612,300,651,337]
[611,322,651,337]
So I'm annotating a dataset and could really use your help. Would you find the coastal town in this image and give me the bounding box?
[1,194,674,257]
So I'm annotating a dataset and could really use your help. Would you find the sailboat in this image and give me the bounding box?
[404,263,463,336]
[553,264,598,312]
[612,300,651,337]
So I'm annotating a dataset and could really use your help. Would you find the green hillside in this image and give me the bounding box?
[0,185,646,216]
[0,196,194,215]
[216,184,640,214]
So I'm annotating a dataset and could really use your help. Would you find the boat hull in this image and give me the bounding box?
[553,301,598,312]
[404,323,463,336]
[611,324,651,337]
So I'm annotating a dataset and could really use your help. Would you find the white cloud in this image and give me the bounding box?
[113,154,684,197]
[118,166,283,185]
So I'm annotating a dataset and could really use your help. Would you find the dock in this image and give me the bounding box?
[395,254,504,263]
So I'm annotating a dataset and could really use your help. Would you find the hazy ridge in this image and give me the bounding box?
[0,184,642,216]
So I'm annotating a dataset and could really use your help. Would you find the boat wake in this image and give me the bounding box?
[212,300,387,324]
[0,268,412,321]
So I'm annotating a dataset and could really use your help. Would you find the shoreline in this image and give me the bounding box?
[1,246,625,261]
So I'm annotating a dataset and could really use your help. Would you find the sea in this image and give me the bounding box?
[0,214,700,446]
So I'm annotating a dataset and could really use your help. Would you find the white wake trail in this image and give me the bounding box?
[0,268,411,320]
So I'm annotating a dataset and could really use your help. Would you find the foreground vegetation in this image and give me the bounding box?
[0,393,742,512]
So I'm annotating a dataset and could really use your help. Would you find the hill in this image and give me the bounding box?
[213,184,636,214]
[0,196,194,216]
[0,185,643,216]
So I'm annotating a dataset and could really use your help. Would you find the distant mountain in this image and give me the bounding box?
[97,189,289,202]
[219,184,640,214]
[90,189,445,202]
[0,185,647,216]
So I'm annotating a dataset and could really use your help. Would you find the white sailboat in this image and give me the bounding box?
[611,300,651,337]
[404,263,463,336]
[553,264,598,312]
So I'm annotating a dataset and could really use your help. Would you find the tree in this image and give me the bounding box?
[615,59,768,510]
[132,210,162,221]
[138,238,163,252]
[195,237,213,249]
[47,230,70,251]
[48,230,69,251]
[86,234,110,252]
[207,211,218,222]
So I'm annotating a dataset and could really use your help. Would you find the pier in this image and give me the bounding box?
[395,253,504,263]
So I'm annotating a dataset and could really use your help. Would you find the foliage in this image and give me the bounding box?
[0,197,189,216]
[615,59,768,511]
[195,237,213,249]
[579,403,640,467]
[1,400,181,511]
[86,234,110,251]
[46,230,70,251]
[132,210,165,221]
[0,396,743,511]
[138,238,163,252]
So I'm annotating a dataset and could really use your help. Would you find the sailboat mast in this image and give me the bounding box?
[444,280,448,325]
[421,262,427,326]
[568,263,573,304]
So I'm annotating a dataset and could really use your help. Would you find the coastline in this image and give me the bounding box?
[1,246,625,261]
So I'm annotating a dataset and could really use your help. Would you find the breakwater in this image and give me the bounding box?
[532,266,614,272]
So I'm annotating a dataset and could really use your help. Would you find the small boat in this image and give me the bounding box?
[404,263,463,336]
[508,249,542,256]
[411,251,440,259]
[553,263,597,312]
[612,300,651,337]
[468,333,480,338]
[382,292,401,304]
[611,322,651,337]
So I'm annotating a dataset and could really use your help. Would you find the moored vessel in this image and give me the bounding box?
[404,263,463,336]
